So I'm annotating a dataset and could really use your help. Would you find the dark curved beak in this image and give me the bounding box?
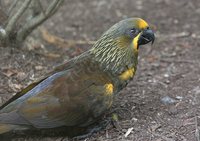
[138,29,155,46]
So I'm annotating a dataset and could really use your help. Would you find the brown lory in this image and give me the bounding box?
[0,18,155,135]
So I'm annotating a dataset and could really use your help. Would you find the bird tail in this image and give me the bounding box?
[0,123,19,134]
[0,123,29,134]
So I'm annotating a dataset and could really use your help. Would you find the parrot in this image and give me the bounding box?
[0,18,155,137]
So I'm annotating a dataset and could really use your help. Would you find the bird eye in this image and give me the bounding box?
[130,28,136,33]
[129,28,139,38]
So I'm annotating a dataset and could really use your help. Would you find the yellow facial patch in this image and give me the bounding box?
[137,18,149,29]
[133,32,142,50]
[104,83,114,95]
[119,68,135,80]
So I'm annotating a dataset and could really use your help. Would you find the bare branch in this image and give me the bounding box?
[16,0,64,42]
[29,0,43,18]
[5,0,32,36]
[195,116,200,141]
[8,0,19,15]
[0,6,8,41]
[0,0,64,46]
[0,27,6,42]
[0,8,8,24]
[45,0,63,16]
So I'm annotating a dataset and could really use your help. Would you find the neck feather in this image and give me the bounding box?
[90,35,138,74]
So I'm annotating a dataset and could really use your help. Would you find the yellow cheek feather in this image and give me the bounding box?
[119,68,135,81]
[133,32,142,50]
[133,19,149,50]
[137,18,149,29]
[105,83,114,95]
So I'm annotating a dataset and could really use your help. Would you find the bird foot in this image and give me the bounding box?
[72,119,111,140]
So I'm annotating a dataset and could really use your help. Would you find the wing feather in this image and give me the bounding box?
[0,53,113,128]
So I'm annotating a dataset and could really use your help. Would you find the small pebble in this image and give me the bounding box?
[165,80,170,84]
[161,96,176,105]
[35,66,44,71]
[131,117,138,122]
[164,73,169,78]
[176,96,183,100]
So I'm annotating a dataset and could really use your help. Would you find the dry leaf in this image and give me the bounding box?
[2,68,18,77]
[9,82,23,92]
[40,28,95,48]
[35,65,44,71]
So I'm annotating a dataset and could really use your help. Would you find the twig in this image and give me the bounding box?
[195,116,200,141]
[41,28,95,48]
[0,1,8,21]
[16,0,64,42]
[109,107,133,118]
[149,131,174,141]
[160,58,195,64]
[32,51,60,58]
[29,0,43,18]
[8,0,19,15]
[124,127,133,138]
[0,27,6,40]
[157,32,191,40]
[5,0,32,36]
[45,0,63,16]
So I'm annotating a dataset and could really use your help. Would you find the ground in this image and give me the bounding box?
[0,0,200,140]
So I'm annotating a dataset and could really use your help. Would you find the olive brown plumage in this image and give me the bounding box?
[0,18,155,135]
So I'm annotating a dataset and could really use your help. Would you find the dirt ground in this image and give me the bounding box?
[1,0,200,140]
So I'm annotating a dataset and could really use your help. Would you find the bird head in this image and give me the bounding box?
[91,18,155,73]
[104,18,155,50]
